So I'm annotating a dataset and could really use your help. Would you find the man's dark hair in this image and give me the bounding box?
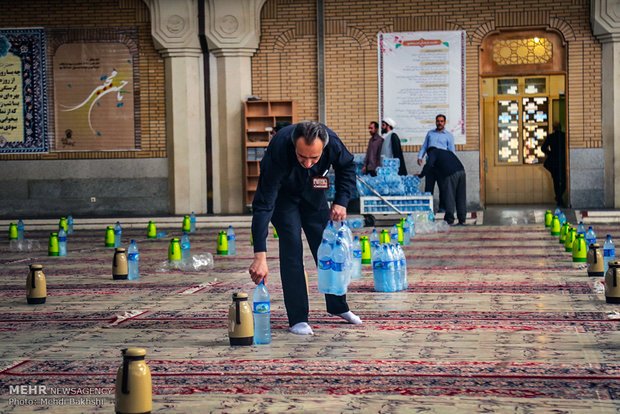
[370,121,379,129]
[436,114,446,122]
[291,121,329,147]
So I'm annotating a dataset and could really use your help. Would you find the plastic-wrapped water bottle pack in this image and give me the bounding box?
[412,211,451,234]
[357,158,422,197]
[155,253,214,272]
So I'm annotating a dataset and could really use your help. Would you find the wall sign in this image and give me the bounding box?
[378,31,466,145]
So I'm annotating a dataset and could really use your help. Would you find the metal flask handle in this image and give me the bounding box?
[235,299,241,325]
[122,351,130,395]
[593,247,598,264]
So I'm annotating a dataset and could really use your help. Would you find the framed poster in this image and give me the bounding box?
[378,31,466,145]
[53,41,135,151]
[0,28,48,153]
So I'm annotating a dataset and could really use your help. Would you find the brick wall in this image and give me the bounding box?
[0,0,165,161]
[252,0,601,153]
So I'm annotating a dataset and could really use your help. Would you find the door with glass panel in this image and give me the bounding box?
[482,75,565,204]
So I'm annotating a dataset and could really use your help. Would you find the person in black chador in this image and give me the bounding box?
[541,122,567,207]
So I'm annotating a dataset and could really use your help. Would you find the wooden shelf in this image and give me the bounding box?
[244,100,296,205]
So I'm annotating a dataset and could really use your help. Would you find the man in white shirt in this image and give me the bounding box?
[417,114,456,211]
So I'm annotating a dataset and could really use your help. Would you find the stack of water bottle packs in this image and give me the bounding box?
[356,158,424,197]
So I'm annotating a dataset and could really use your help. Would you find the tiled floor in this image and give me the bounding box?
[0,211,619,413]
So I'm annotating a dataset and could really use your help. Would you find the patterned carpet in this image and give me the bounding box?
[0,219,619,412]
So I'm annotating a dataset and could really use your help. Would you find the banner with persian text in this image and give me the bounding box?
[0,28,48,153]
[378,31,466,145]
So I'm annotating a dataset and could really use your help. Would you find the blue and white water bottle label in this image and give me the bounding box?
[128,253,139,261]
[353,250,362,258]
[331,262,344,271]
[254,301,270,313]
[319,258,332,270]
[227,235,236,240]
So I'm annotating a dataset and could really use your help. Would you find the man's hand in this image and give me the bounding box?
[361,166,367,174]
[249,252,268,284]
[331,203,347,222]
[417,158,424,166]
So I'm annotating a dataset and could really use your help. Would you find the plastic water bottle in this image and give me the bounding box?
[558,211,566,226]
[58,228,67,256]
[604,234,615,274]
[391,244,402,290]
[372,243,384,291]
[322,220,337,247]
[390,224,399,245]
[351,236,362,279]
[67,214,74,235]
[331,239,349,295]
[396,243,407,290]
[347,217,364,229]
[17,219,24,240]
[128,240,139,280]
[114,221,122,248]
[190,211,197,232]
[339,221,354,245]
[402,218,411,246]
[407,214,415,239]
[317,238,333,293]
[227,225,236,255]
[370,228,380,253]
[585,226,596,251]
[381,244,396,292]
[253,281,271,345]
[181,232,191,259]
[577,221,586,238]
[554,206,561,217]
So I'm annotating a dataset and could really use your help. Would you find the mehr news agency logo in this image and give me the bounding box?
[7,384,113,407]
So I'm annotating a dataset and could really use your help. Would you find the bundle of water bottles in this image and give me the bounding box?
[317,220,363,295]
[367,220,411,292]
[356,158,423,197]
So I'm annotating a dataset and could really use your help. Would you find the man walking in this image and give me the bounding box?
[249,121,362,336]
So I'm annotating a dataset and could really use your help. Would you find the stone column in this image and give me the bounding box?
[203,0,267,214]
[143,0,207,215]
[592,0,620,207]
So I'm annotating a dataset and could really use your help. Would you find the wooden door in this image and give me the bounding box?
[482,75,565,204]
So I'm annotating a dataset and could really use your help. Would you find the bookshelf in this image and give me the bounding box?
[244,100,296,205]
